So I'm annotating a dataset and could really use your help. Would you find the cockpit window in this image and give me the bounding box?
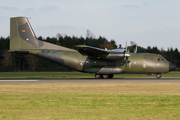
[162,58,166,61]
[157,58,166,62]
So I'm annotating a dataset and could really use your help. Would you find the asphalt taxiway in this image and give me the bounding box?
[0,78,180,83]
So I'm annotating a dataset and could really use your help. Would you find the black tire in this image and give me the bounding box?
[101,74,109,79]
[156,73,162,79]
[108,74,114,79]
[95,74,101,79]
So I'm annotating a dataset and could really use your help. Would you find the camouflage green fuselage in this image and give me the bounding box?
[27,50,170,74]
[29,50,124,74]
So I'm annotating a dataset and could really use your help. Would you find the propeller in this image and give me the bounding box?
[130,41,137,53]
[125,41,130,65]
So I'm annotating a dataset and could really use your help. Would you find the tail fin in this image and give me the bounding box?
[10,17,44,50]
[10,17,75,52]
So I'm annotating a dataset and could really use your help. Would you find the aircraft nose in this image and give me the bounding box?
[169,63,176,71]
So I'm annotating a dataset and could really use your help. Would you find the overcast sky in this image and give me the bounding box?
[1,0,180,50]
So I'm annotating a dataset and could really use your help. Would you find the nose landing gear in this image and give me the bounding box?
[156,73,162,79]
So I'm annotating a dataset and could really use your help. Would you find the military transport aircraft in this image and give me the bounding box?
[9,17,176,79]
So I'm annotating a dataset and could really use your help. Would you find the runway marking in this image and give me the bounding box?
[0,80,39,82]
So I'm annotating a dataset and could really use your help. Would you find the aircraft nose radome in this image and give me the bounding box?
[169,63,176,71]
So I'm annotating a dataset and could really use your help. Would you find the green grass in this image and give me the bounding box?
[0,72,180,78]
[0,82,180,120]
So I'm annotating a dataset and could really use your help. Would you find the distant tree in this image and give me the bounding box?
[25,55,39,71]
[118,44,122,48]
[100,42,114,50]
[172,48,180,67]
[137,46,146,53]
[152,47,160,54]
[110,40,117,49]
[86,29,95,39]
[2,51,13,66]
[38,36,43,40]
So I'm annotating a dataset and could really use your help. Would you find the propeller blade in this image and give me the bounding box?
[134,44,137,53]
[125,41,128,65]
[126,41,127,54]
[130,41,137,53]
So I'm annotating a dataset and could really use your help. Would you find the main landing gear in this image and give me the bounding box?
[156,73,162,79]
[95,74,114,79]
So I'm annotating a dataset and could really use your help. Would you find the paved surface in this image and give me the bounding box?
[0,78,180,83]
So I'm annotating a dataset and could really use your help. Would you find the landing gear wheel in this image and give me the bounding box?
[101,74,109,79]
[95,74,101,79]
[156,73,162,79]
[108,74,114,79]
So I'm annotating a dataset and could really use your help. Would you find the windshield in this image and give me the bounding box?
[157,56,166,62]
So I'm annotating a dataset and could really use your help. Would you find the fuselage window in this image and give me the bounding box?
[85,59,89,65]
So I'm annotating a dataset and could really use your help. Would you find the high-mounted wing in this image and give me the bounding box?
[75,45,127,60]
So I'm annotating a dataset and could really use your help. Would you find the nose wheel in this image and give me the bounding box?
[156,73,162,79]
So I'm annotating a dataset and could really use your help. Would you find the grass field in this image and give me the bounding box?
[0,72,180,119]
[0,72,180,78]
[0,82,180,120]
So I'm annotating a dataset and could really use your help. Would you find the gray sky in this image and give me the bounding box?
[1,0,180,50]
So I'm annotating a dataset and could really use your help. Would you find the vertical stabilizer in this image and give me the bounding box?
[10,17,44,50]
[10,17,76,52]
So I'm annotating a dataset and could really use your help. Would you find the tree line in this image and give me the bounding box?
[0,32,180,72]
